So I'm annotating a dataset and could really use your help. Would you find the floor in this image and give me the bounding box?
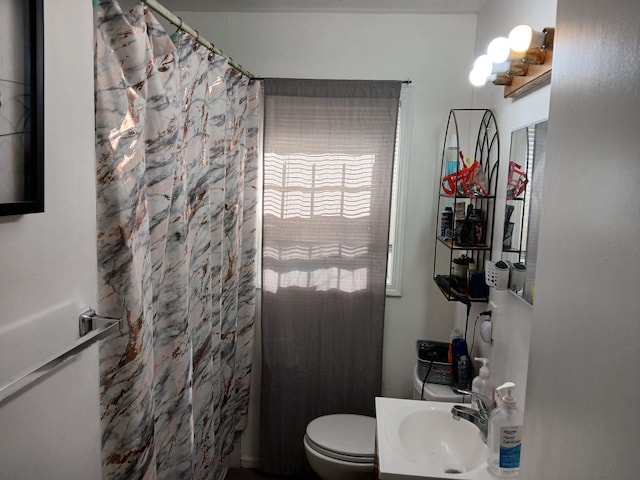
[226,468,269,479]
[226,467,293,479]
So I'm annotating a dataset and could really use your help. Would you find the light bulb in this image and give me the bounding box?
[469,68,487,87]
[487,37,510,63]
[508,25,533,52]
[473,54,493,78]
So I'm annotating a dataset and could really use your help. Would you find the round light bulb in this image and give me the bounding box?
[473,54,493,78]
[487,37,510,63]
[508,25,533,52]
[469,68,487,87]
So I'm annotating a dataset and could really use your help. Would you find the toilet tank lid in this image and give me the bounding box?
[306,414,376,457]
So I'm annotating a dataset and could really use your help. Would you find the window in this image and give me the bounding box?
[386,85,413,296]
[256,83,412,297]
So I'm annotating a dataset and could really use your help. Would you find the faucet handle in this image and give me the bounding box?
[452,387,493,415]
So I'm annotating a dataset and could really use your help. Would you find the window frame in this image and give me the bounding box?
[385,85,413,297]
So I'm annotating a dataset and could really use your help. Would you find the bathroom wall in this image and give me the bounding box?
[522,0,640,477]
[0,1,101,478]
[451,0,558,409]
[171,9,477,466]
[174,6,478,395]
[0,1,633,478]
[470,0,640,477]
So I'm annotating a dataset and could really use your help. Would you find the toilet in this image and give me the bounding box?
[303,413,376,480]
[304,364,469,479]
[412,364,469,402]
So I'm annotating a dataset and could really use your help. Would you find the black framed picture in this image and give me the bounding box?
[0,0,44,216]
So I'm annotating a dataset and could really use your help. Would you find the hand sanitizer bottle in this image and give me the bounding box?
[487,382,523,477]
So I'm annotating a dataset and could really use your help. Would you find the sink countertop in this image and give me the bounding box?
[375,397,502,480]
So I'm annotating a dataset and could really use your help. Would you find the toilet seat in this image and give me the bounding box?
[305,414,376,463]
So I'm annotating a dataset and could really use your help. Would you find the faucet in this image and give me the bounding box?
[450,388,493,443]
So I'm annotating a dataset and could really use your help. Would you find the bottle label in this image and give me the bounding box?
[499,425,521,469]
[456,354,469,389]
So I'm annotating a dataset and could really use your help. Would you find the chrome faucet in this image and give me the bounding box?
[450,388,494,443]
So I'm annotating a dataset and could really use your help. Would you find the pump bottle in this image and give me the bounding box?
[471,357,495,409]
[487,382,523,477]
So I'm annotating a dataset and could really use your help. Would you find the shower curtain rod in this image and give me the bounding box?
[141,0,255,79]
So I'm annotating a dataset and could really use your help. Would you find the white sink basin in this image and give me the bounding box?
[376,397,498,480]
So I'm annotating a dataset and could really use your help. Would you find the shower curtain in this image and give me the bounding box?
[94,2,260,479]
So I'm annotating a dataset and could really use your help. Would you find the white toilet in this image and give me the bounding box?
[303,413,376,480]
[303,364,469,479]
[412,364,469,402]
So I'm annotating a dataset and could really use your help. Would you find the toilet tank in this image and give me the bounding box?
[413,365,469,402]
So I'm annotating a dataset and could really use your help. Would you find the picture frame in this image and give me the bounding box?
[0,0,44,216]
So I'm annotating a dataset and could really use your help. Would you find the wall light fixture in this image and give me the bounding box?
[469,26,555,99]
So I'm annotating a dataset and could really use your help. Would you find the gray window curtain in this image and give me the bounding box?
[260,79,401,476]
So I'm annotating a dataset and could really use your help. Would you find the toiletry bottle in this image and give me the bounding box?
[471,357,495,409]
[451,336,470,390]
[488,382,523,477]
[441,206,453,239]
[445,134,459,175]
[448,328,463,365]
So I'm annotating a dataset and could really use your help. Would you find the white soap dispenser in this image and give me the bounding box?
[471,357,495,409]
[487,382,523,477]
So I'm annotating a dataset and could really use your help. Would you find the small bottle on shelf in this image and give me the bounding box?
[440,206,453,240]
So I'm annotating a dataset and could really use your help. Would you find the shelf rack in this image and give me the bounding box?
[433,109,500,303]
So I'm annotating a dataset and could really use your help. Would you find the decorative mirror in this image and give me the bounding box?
[501,120,547,304]
[0,0,44,216]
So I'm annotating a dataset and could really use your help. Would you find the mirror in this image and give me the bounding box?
[502,120,547,304]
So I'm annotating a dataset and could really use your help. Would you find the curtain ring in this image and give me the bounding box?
[194,29,200,42]
[177,16,183,31]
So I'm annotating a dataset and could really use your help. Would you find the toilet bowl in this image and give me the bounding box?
[303,414,376,480]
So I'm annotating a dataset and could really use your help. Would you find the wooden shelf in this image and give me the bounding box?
[504,50,553,99]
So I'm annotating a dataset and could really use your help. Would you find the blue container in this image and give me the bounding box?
[451,337,471,389]
[440,207,453,239]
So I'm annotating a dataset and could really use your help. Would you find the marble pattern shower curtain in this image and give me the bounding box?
[94,2,260,479]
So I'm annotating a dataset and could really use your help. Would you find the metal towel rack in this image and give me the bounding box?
[0,309,120,404]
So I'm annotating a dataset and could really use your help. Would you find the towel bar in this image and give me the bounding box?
[0,309,120,404]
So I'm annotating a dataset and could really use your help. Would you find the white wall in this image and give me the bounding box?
[449,0,558,409]
[1,1,634,477]
[191,12,480,389]
[522,0,640,477]
[0,1,101,478]
[176,9,477,397]
[470,0,640,477]
[173,9,477,466]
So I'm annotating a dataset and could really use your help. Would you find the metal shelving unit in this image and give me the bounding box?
[433,109,500,303]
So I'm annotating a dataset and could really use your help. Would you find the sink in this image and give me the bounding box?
[375,397,497,480]
[395,407,486,474]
